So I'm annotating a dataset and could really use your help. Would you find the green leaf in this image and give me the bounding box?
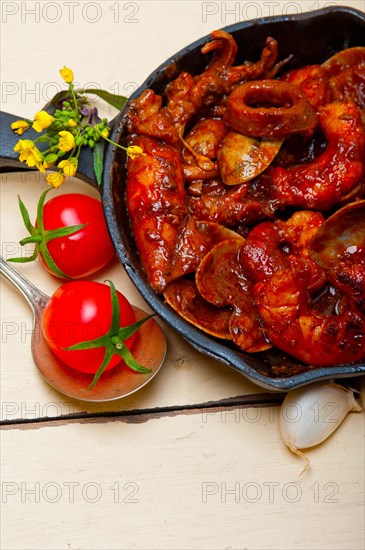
[87,346,115,390]
[49,90,70,105]
[17,195,36,235]
[8,245,40,264]
[64,335,108,351]
[117,345,151,374]
[80,89,128,110]
[44,223,87,241]
[107,280,121,335]
[36,189,52,233]
[93,140,105,187]
[39,241,69,278]
[118,315,154,341]
[50,88,128,110]
[19,236,41,246]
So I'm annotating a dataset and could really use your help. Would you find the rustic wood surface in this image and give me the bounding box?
[1,410,364,550]
[1,1,364,548]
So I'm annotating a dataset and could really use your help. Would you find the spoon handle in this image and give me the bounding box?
[0,256,49,313]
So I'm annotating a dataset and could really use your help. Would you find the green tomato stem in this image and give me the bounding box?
[62,280,152,389]
[9,189,86,278]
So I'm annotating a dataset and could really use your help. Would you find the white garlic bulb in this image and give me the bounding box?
[280,381,362,470]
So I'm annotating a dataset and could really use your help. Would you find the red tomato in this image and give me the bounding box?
[40,194,114,278]
[41,281,136,374]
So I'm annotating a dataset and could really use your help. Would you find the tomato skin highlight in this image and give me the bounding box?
[41,281,137,374]
[39,194,114,278]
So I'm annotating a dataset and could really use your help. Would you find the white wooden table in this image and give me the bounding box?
[1,2,364,548]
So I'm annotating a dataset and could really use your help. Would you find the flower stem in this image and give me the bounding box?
[69,83,79,116]
[93,127,127,152]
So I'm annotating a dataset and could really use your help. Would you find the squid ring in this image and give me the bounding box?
[226,79,317,138]
[254,262,365,367]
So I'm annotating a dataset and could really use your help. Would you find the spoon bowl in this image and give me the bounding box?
[0,257,166,402]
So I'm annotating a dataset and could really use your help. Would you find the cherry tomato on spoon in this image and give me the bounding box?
[41,280,151,388]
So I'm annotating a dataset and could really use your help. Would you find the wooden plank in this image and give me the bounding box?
[1,173,265,422]
[1,407,364,549]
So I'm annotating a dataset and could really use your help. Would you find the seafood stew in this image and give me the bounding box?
[107,8,365,390]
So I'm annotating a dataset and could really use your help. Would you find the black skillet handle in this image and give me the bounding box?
[0,111,107,188]
[0,112,38,173]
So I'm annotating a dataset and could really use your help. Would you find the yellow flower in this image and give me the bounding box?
[11,120,30,135]
[59,66,74,83]
[14,139,44,172]
[66,119,77,128]
[14,139,35,162]
[126,145,146,159]
[58,131,75,152]
[101,128,110,139]
[37,162,46,174]
[58,158,78,177]
[25,147,43,168]
[32,111,55,132]
[47,172,65,188]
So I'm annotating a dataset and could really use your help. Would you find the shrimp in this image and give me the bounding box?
[281,48,365,119]
[331,263,365,314]
[254,261,365,366]
[241,211,326,290]
[281,64,331,110]
[126,136,188,293]
[270,102,365,210]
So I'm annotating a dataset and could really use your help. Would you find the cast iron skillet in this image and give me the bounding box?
[1,6,365,391]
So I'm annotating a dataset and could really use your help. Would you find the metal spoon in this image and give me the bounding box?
[0,257,167,402]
